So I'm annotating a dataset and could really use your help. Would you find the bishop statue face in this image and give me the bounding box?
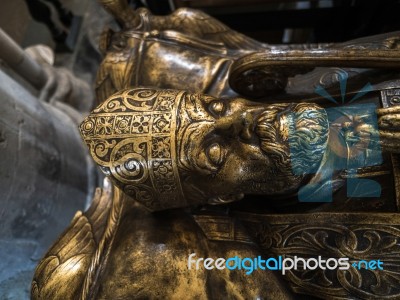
[80,87,329,210]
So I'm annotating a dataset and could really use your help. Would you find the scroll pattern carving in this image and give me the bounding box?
[243,216,400,299]
[80,88,185,210]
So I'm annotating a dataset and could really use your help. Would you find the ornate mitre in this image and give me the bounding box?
[80,87,186,210]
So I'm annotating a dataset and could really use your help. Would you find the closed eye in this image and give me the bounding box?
[206,143,225,166]
[209,101,226,118]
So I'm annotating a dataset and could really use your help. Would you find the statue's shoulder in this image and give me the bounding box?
[31,182,115,299]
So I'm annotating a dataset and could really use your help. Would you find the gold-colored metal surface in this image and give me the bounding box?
[79,86,400,211]
[32,181,294,299]
[236,211,400,299]
[80,87,329,210]
[94,2,400,102]
[32,1,400,299]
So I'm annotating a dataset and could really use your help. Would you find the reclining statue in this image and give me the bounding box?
[32,1,400,299]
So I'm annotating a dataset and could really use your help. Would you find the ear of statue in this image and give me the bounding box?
[208,193,244,205]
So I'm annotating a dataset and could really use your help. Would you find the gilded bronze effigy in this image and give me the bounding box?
[32,1,400,299]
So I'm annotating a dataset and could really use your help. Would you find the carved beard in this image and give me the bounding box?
[254,103,329,195]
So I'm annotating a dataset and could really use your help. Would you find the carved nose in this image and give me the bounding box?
[215,112,254,140]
